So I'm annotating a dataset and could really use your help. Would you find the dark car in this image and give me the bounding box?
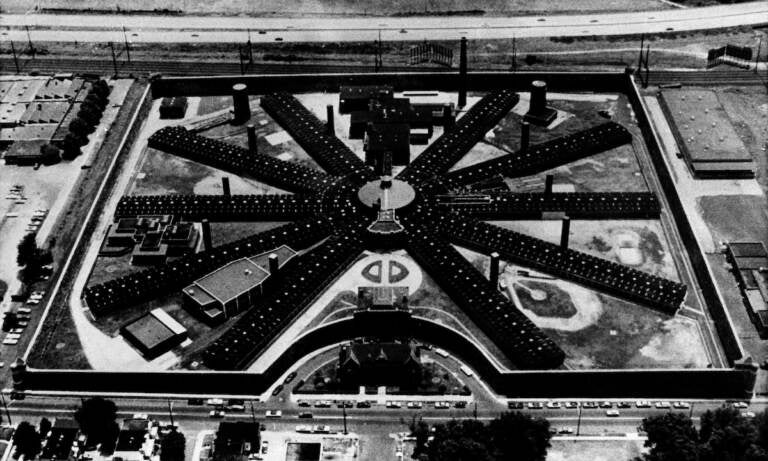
[272,384,284,396]
[284,372,298,384]
[507,401,524,410]
[298,412,313,419]
[356,401,372,408]
[454,401,467,409]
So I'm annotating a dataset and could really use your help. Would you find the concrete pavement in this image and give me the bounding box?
[1,2,767,43]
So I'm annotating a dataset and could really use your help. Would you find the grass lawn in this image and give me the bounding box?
[548,439,645,461]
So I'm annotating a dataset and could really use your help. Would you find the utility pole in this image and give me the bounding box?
[248,29,253,65]
[123,26,131,64]
[510,36,517,73]
[644,44,651,88]
[637,34,645,72]
[755,35,763,74]
[250,401,257,425]
[25,25,35,58]
[576,405,582,436]
[473,401,478,420]
[10,41,20,73]
[342,403,348,435]
[108,41,118,77]
[0,392,11,426]
[168,400,175,427]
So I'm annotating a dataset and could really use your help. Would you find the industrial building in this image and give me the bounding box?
[39,418,80,461]
[726,242,768,337]
[183,245,296,323]
[120,308,189,359]
[159,97,188,119]
[213,422,261,461]
[659,89,755,178]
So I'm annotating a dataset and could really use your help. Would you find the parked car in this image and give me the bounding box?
[673,402,690,410]
[546,401,561,409]
[558,427,574,434]
[313,425,331,434]
[209,410,226,418]
[356,401,372,409]
[434,402,450,409]
[284,371,298,384]
[314,401,332,408]
[599,401,613,409]
[655,402,671,409]
[617,402,632,409]
[564,402,579,409]
[454,401,467,409]
[295,425,312,433]
[407,402,423,409]
[606,410,620,417]
[261,441,269,454]
[298,400,311,407]
[298,412,313,419]
[265,410,282,418]
[206,398,224,406]
[732,402,749,409]
[271,384,284,396]
[336,401,353,409]
[508,401,524,410]
[527,402,544,410]
[581,402,598,409]
[386,401,401,409]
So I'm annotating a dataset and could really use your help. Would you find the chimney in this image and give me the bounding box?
[458,37,468,108]
[326,104,335,136]
[222,176,231,197]
[489,252,500,288]
[521,120,530,151]
[202,219,212,251]
[268,253,279,276]
[560,217,570,250]
[247,124,257,154]
[232,83,250,124]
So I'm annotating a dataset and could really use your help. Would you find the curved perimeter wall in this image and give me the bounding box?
[19,71,753,399]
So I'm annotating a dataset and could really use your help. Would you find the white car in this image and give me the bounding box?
[209,410,225,418]
[655,402,671,409]
[635,401,652,408]
[406,401,423,409]
[606,409,620,417]
[743,412,756,418]
[672,402,690,410]
[434,401,450,409]
[295,425,312,433]
[206,398,224,406]
[312,425,331,434]
[434,348,449,358]
[732,402,749,409]
[265,410,282,418]
[546,401,561,409]
[386,401,401,409]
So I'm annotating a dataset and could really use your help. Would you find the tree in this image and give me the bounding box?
[641,413,699,461]
[488,411,552,461]
[85,93,107,111]
[699,407,763,461]
[77,102,102,126]
[61,132,83,160]
[39,417,52,438]
[160,428,186,461]
[17,233,38,267]
[74,397,118,449]
[69,116,92,136]
[409,416,430,459]
[39,143,61,165]
[427,419,492,461]
[91,80,110,99]
[12,421,41,459]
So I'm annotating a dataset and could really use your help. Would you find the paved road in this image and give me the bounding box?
[1,2,767,43]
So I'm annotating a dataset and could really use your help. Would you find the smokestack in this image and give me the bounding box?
[232,83,250,124]
[530,80,547,115]
[458,37,467,108]
[326,104,335,136]
[489,252,500,288]
[560,217,570,250]
[521,120,530,151]
[544,174,553,196]
[222,176,231,197]
[268,253,279,276]
[247,124,257,154]
[202,219,212,251]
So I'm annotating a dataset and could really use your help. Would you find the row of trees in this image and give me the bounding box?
[639,407,768,461]
[40,79,111,162]
[410,411,552,461]
[13,397,185,461]
[16,233,51,286]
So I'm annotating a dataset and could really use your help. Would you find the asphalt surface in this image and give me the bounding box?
[1,2,767,43]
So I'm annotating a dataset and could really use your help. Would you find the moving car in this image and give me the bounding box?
[209,410,225,418]
[265,410,282,418]
[298,412,313,419]
[284,371,297,384]
[606,410,620,417]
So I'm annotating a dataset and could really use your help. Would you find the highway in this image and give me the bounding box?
[1,2,767,43]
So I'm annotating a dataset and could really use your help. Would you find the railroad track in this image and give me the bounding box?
[1,56,766,86]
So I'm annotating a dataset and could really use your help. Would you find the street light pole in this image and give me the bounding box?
[0,392,11,426]
[576,405,582,436]
[168,400,175,428]
[342,404,348,435]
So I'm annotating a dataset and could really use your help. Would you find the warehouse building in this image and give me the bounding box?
[183,245,296,323]
[120,308,189,359]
